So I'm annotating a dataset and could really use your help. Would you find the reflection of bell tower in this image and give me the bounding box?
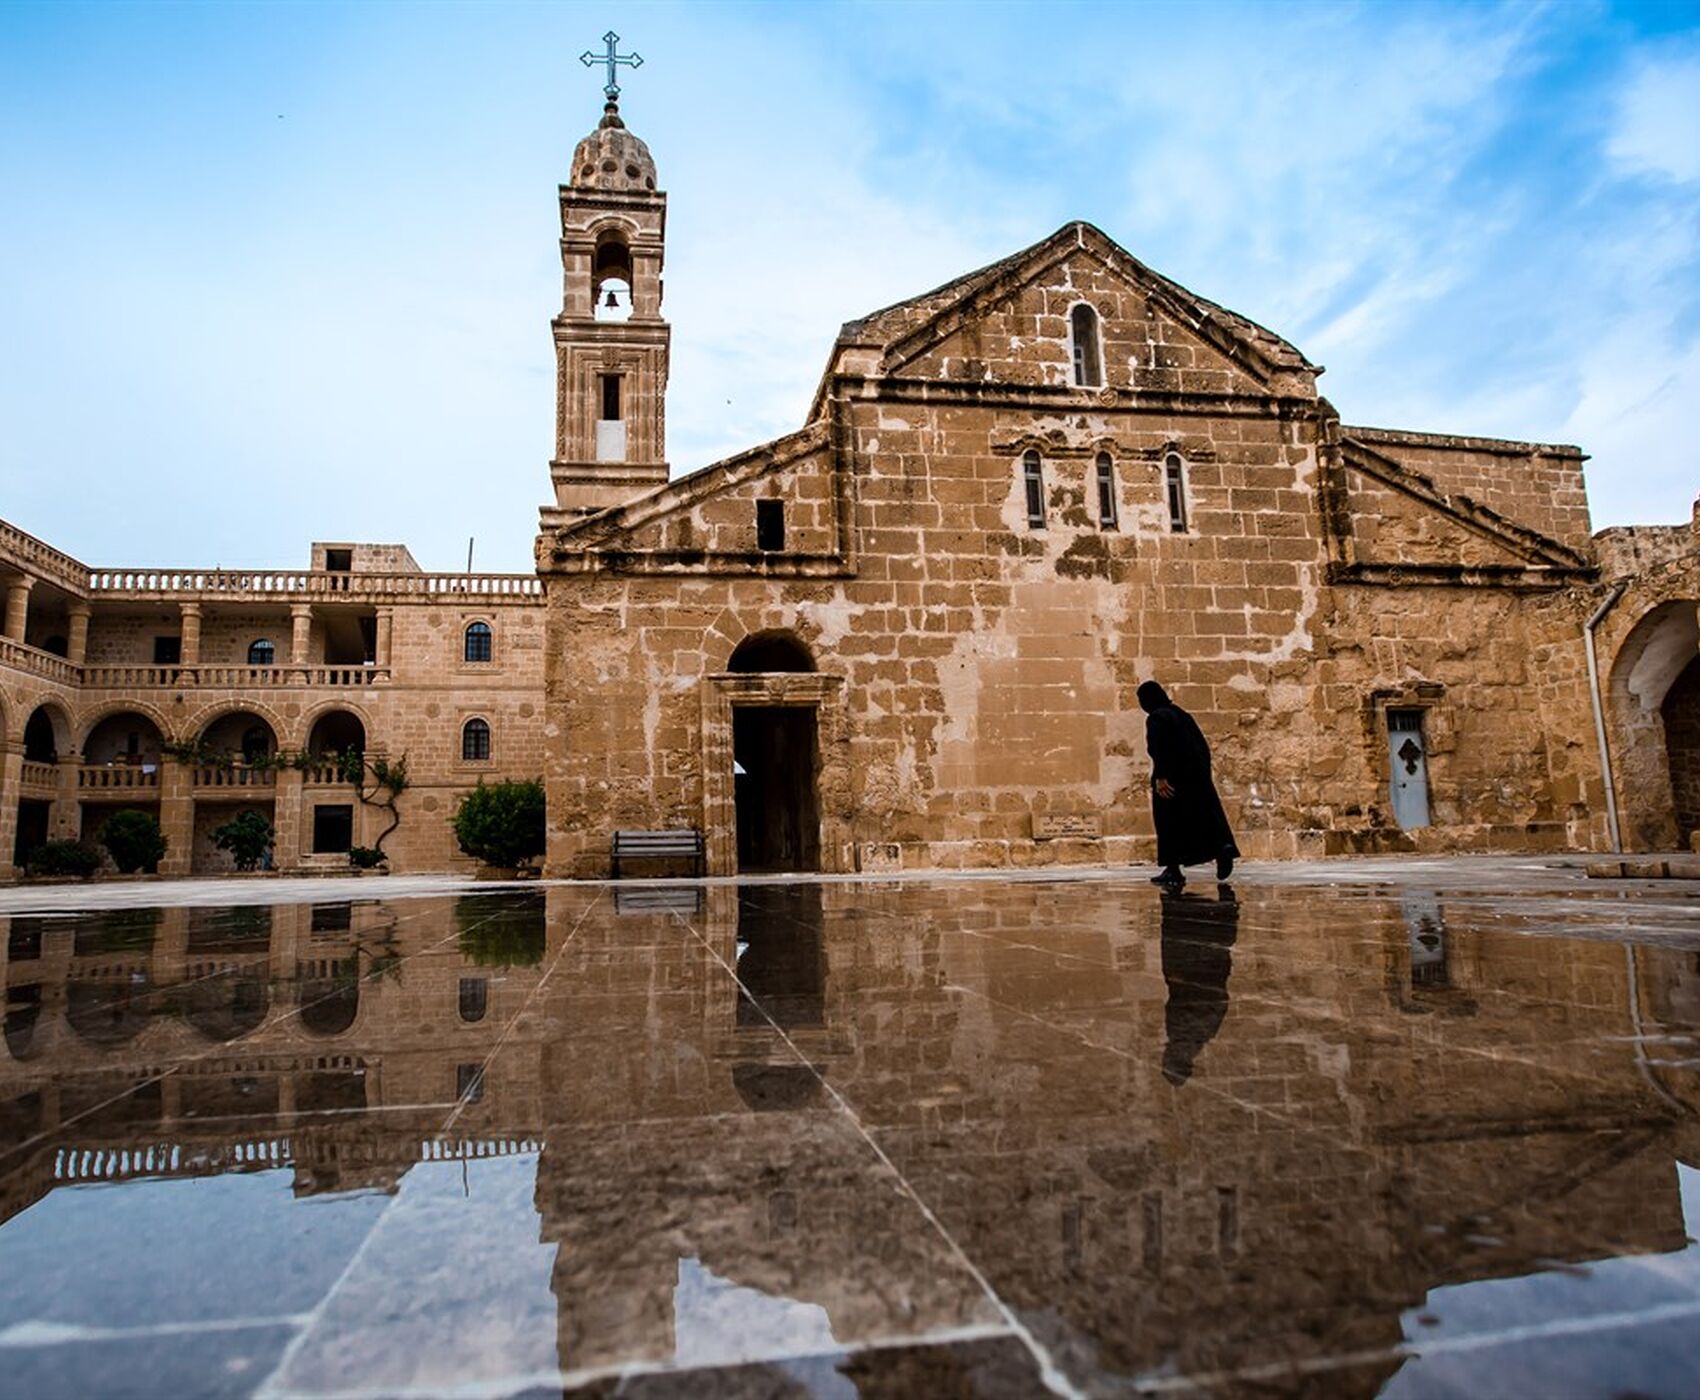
[545,41,669,523]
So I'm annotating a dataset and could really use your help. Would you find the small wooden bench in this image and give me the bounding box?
[611,828,705,879]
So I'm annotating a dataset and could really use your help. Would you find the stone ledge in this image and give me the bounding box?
[1584,856,1700,881]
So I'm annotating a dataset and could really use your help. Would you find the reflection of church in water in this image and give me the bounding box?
[3,883,1699,1386]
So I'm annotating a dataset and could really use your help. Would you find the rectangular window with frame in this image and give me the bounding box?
[600,373,622,422]
[1023,451,1045,529]
[756,499,785,552]
[312,804,353,854]
[1165,456,1188,533]
[1096,454,1118,529]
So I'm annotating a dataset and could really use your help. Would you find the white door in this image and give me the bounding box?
[1388,709,1431,830]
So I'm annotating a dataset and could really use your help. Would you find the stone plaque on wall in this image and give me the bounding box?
[1033,813,1102,840]
[857,842,903,872]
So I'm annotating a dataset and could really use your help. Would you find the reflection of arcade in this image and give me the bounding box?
[0,894,554,1228]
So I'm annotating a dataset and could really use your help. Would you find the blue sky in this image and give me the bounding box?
[2,0,1697,573]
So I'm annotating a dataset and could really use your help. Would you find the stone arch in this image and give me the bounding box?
[296,698,373,755]
[23,700,73,762]
[307,700,370,754]
[182,969,269,1042]
[80,705,170,766]
[706,613,832,676]
[728,630,816,674]
[183,698,289,753]
[1608,599,1700,850]
[66,976,153,1046]
[77,698,175,752]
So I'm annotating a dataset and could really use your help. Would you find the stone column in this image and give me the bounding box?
[53,752,79,841]
[3,574,33,641]
[66,603,91,666]
[0,746,21,879]
[375,608,394,670]
[179,602,202,667]
[290,602,314,667]
[158,761,194,876]
[272,765,304,872]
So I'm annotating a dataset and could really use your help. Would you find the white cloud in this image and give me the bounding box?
[1607,45,1700,184]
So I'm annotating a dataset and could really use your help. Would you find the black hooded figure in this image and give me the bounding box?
[1160,885,1239,1085]
[1137,680,1239,888]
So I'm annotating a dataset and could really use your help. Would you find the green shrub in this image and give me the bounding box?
[98,810,168,874]
[211,811,273,872]
[26,840,102,879]
[450,779,546,869]
[349,845,387,869]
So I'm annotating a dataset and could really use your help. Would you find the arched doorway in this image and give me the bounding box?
[727,633,820,873]
[1609,601,1700,849]
[1663,654,1700,846]
[23,705,64,763]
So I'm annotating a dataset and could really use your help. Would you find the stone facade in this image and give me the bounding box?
[3,96,1696,879]
[535,102,1694,877]
[0,524,546,877]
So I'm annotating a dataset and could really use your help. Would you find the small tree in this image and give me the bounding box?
[451,779,546,870]
[99,810,168,874]
[211,810,273,872]
[25,840,102,879]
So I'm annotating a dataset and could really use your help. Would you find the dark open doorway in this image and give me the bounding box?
[733,706,820,873]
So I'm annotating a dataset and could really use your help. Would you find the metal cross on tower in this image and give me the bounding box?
[581,30,643,103]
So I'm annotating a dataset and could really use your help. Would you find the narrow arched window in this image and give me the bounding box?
[1022,450,1045,530]
[1096,453,1118,530]
[1165,454,1189,533]
[1070,304,1103,388]
[464,622,492,663]
[248,639,275,666]
[458,977,488,1023]
[461,717,491,762]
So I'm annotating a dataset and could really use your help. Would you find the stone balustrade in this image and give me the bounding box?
[85,568,542,602]
[193,764,277,790]
[39,663,394,689]
[78,764,160,791]
[19,760,57,790]
[0,519,91,597]
[0,635,78,685]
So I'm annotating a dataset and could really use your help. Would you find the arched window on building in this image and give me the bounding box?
[1022,449,1046,529]
[593,229,634,323]
[1070,304,1103,388]
[1095,452,1119,530]
[462,717,491,762]
[458,977,488,1023]
[1165,453,1189,533]
[248,639,275,666]
[464,621,492,663]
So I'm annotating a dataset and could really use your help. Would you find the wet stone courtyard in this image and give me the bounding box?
[0,860,1698,1398]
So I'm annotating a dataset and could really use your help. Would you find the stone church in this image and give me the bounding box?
[0,93,1695,878]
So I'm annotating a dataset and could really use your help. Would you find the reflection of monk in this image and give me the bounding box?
[1160,886,1239,1085]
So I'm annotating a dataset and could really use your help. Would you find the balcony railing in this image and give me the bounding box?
[0,636,79,685]
[0,519,92,597]
[19,760,57,791]
[78,764,160,791]
[84,569,542,602]
[76,664,391,689]
[193,764,276,790]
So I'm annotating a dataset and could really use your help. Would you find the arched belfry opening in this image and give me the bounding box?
[593,230,634,323]
[726,631,821,873]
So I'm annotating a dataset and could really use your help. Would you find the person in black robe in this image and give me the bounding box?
[1160,885,1239,1085]
[1137,680,1238,888]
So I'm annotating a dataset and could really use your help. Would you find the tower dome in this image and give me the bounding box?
[570,103,658,194]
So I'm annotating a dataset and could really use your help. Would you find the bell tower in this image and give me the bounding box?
[544,35,669,523]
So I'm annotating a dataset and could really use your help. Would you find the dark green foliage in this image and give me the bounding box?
[25,841,102,879]
[211,811,273,872]
[450,779,545,869]
[454,893,546,967]
[98,810,168,874]
[349,845,387,869]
